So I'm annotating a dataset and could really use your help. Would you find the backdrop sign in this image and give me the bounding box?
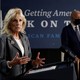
[1,0,80,48]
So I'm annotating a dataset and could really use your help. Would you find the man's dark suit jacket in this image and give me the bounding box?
[0,32,33,78]
[61,23,80,59]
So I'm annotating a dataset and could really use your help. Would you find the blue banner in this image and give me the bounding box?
[1,0,80,48]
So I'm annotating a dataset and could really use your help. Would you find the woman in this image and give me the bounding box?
[0,8,45,79]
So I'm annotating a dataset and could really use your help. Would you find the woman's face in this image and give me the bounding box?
[9,14,23,33]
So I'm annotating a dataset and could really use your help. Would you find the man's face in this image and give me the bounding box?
[71,11,80,25]
[74,12,80,19]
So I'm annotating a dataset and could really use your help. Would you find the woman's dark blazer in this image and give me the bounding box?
[0,32,32,77]
[61,24,80,58]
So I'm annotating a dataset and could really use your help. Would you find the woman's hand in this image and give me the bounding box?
[32,52,45,68]
[8,52,31,67]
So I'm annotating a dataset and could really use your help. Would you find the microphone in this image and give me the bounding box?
[60,46,76,60]
[65,49,76,59]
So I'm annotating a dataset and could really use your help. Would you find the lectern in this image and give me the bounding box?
[23,62,77,80]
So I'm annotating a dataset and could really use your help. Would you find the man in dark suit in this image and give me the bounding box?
[61,10,80,80]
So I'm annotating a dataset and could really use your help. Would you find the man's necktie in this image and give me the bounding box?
[75,26,80,41]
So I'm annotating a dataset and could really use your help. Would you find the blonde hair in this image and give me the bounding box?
[2,8,27,35]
